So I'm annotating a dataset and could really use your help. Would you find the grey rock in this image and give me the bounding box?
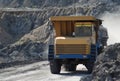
[0,27,13,46]
[92,44,120,81]
[0,22,49,64]
[0,0,78,8]
[81,44,120,81]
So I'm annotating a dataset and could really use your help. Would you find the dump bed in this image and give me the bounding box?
[50,16,96,21]
[50,16,99,37]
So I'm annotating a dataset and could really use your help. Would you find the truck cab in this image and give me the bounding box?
[48,16,104,74]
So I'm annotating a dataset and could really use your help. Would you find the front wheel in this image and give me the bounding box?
[50,59,61,74]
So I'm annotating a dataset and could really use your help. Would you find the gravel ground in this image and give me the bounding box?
[0,61,90,81]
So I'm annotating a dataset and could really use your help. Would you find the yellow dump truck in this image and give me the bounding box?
[48,16,107,74]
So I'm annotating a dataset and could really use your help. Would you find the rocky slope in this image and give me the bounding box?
[0,23,49,64]
[92,43,120,81]
[0,0,120,9]
[0,27,13,47]
[0,0,120,64]
[80,43,120,81]
[0,0,75,8]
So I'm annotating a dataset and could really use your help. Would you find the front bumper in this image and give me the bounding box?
[54,54,92,59]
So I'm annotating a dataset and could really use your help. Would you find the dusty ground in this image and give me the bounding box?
[0,61,90,81]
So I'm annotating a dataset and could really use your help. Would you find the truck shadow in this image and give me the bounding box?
[59,70,91,76]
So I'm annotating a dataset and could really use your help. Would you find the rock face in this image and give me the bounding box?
[0,27,13,46]
[0,0,120,10]
[0,11,47,45]
[92,43,120,81]
[0,0,76,8]
[0,22,49,64]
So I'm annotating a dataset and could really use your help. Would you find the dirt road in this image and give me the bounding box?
[0,61,89,81]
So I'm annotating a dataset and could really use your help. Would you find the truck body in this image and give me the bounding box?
[48,16,106,74]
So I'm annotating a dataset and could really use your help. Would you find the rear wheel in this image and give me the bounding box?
[86,66,93,74]
[98,46,104,54]
[50,59,61,74]
[85,62,94,74]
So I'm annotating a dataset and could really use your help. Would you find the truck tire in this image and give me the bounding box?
[50,59,61,74]
[85,63,94,74]
[98,46,104,54]
[87,66,93,74]
[64,64,76,71]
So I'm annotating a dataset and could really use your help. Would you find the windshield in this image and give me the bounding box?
[75,26,92,37]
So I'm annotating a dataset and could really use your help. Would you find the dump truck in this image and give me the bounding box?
[48,16,108,74]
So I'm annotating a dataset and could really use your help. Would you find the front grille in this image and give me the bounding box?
[55,44,90,54]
